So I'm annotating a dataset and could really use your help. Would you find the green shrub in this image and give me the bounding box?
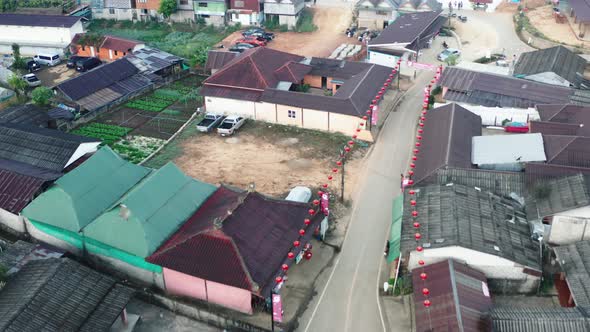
[295,8,317,32]
[431,86,442,95]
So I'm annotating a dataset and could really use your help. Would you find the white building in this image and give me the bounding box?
[0,14,84,56]
[264,0,304,28]
[401,183,541,294]
[526,174,590,245]
[472,133,547,172]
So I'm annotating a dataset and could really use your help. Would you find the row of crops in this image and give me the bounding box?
[124,89,187,112]
[71,123,132,146]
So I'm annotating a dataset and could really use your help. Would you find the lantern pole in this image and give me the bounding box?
[270,288,275,332]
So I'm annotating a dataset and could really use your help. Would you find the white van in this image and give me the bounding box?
[33,53,61,66]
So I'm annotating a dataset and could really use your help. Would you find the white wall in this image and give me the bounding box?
[0,21,84,56]
[548,206,590,245]
[170,9,195,23]
[0,209,25,233]
[408,246,540,292]
[230,12,260,26]
[65,142,100,169]
[368,50,401,68]
[92,8,135,21]
[525,71,571,87]
[88,252,166,291]
[204,96,257,117]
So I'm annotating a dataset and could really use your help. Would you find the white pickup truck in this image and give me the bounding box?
[196,113,225,132]
[217,115,246,136]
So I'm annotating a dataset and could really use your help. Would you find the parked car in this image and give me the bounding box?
[437,48,461,61]
[229,43,255,53]
[76,57,102,72]
[25,59,41,73]
[196,113,225,132]
[33,53,61,66]
[22,73,41,87]
[243,28,274,39]
[67,55,89,68]
[217,115,246,136]
[235,36,267,47]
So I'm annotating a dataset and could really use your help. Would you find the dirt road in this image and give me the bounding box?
[221,5,358,57]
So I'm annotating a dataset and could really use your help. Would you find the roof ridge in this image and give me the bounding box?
[547,135,577,163]
[448,259,465,332]
[444,104,457,164]
[203,48,257,84]
[346,65,375,115]
[248,54,268,88]
[226,234,257,292]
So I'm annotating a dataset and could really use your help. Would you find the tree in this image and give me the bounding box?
[78,33,103,49]
[7,75,28,98]
[31,86,53,106]
[158,0,177,18]
[11,43,26,70]
[445,54,459,66]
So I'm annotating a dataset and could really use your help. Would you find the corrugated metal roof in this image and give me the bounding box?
[413,259,493,332]
[472,133,546,165]
[401,184,540,269]
[83,163,217,257]
[413,103,482,184]
[490,306,590,332]
[22,147,150,232]
[0,258,134,332]
[0,169,46,214]
[525,173,590,221]
[369,10,443,45]
[205,50,240,74]
[514,46,587,84]
[531,104,590,136]
[148,189,323,295]
[554,241,590,307]
[434,167,525,197]
[0,104,51,127]
[0,13,80,27]
[543,135,590,168]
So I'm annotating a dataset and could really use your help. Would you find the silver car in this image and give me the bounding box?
[438,48,461,61]
[22,73,41,87]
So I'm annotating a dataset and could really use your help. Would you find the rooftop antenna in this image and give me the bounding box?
[119,204,130,220]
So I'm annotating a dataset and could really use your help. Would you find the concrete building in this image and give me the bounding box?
[526,174,590,245]
[202,48,392,141]
[513,46,587,88]
[356,0,398,30]
[472,133,547,172]
[264,0,304,29]
[401,183,541,294]
[195,0,228,26]
[228,0,264,26]
[554,241,590,308]
[71,34,145,62]
[0,14,84,56]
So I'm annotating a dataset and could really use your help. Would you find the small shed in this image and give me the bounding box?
[472,133,546,171]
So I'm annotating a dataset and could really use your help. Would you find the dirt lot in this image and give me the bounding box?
[528,5,586,45]
[220,6,358,57]
[35,63,78,87]
[152,121,367,199]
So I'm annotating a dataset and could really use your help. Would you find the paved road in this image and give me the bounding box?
[295,72,434,332]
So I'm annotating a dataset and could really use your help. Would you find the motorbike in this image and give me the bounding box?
[442,41,448,49]
[458,15,468,22]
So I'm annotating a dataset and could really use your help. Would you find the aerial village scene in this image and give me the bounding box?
[1,0,590,330]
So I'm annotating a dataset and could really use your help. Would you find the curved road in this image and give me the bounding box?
[295,73,434,332]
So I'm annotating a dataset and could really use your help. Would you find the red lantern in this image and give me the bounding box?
[288,252,295,259]
[304,218,311,225]
[413,222,420,228]
[317,191,324,196]
[422,110,427,115]
[416,246,423,252]
[412,155,417,161]
[332,168,338,173]
[418,259,425,265]
[366,110,372,115]
[372,99,377,104]
[415,233,422,240]
[345,147,351,152]
[282,264,289,271]
[313,199,320,205]
[293,240,301,247]
[383,83,388,87]
[352,134,357,139]
[389,74,393,78]
[420,272,427,280]
[409,190,416,195]
[359,122,365,127]
[419,122,425,127]
[413,149,419,154]
[380,87,386,91]
[428,84,432,89]
[336,161,342,166]
[308,209,315,215]
[430,79,435,83]
[423,300,431,308]
[375,95,381,100]
[356,128,361,132]
[412,211,418,217]
[348,140,355,146]
[322,183,328,188]
[416,135,422,140]
[328,175,333,180]
[276,276,283,283]
[420,116,426,121]
[408,179,414,185]
[408,170,414,176]
[387,78,392,82]
[410,200,416,206]
[378,91,383,96]
[415,142,421,147]
[418,129,423,134]
[299,229,306,235]
[422,288,430,296]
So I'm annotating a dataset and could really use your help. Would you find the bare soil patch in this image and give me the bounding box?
[35,64,78,88]
[219,7,358,57]
[527,5,578,44]
[172,121,368,198]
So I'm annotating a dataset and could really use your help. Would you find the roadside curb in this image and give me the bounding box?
[450,29,462,50]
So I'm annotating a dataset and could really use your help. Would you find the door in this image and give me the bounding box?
[321,77,327,89]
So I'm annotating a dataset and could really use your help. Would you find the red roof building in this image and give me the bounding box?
[413,259,493,332]
[71,34,145,62]
[147,186,323,314]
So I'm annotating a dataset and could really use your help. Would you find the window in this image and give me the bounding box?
[114,50,118,55]
[377,10,387,15]
[235,0,244,7]
[141,8,148,14]
[180,0,188,3]
[123,52,126,56]
[81,45,85,51]
[235,13,240,19]
[288,110,296,118]
[109,8,115,14]
[198,2,208,7]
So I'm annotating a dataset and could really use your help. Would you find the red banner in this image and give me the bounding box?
[272,294,283,323]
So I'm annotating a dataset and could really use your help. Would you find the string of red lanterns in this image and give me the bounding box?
[272,58,406,296]
[406,65,443,317]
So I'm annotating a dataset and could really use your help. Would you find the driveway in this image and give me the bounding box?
[35,63,78,88]
[294,71,434,332]
[447,10,534,61]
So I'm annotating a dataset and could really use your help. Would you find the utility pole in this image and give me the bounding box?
[397,60,401,90]
[341,157,345,202]
[270,289,275,332]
